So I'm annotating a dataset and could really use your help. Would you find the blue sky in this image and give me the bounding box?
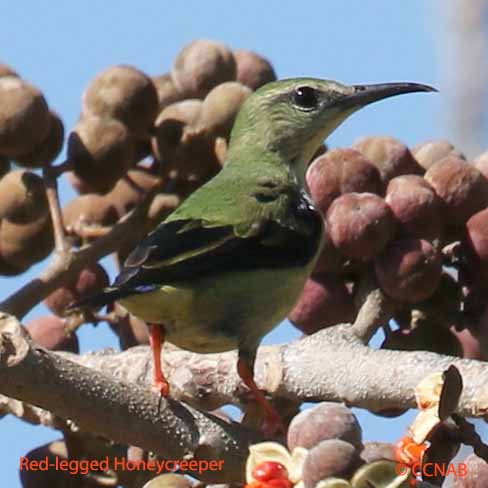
[0,1,458,485]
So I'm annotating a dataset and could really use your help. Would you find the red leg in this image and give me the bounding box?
[237,355,284,436]
[148,324,170,397]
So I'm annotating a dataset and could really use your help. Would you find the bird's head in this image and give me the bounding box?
[227,78,435,184]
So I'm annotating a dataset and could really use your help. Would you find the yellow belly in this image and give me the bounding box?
[118,266,310,354]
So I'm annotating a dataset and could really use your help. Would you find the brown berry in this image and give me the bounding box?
[82,65,158,137]
[0,63,19,78]
[451,326,484,360]
[307,148,382,215]
[62,193,118,243]
[107,166,162,217]
[0,170,48,223]
[385,174,444,240]
[27,315,79,353]
[198,81,252,139]
[288,275,355,334]
[353,136,422,186]
[452,454,488,487]
[234,49,276,90]
[0,76,50,156]
[44,263,109,316]
[287,402,362,451]
[111,304,149,349]
[412,139,464,171]
[0,215,53,268]
[474,149,488,181]
[171,40,236,98]
[302,439,360,488]
[152,73,184,110]
[312,220,343,274]
[360,442,396,463]
[326,192,396,260]
[425,156,488,226]
[152,100,220,191]
[14,111,64,167]
[465,207,488,277]
[151,99,203,162]
[68,115,136,193]
[375,238,442,303]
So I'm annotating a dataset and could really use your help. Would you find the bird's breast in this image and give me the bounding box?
[117,265,313,354]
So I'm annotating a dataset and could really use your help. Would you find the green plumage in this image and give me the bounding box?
[81,77,434,367]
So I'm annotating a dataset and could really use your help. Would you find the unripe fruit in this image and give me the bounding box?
[171,40,236,98]
[0,63,19,78]
[198,81,252,139]
[0,76,51,156]
[82,65,158,137]
[0,170,48,223]
[375,238,442,303]
[352,136,422,186]
[68,116,136,193]
[326,193,396,260]
[44,263,109,316]
[306,148,382,215]
[412,139,464,171]
[62,194,118,243]
[288,275,355,334]
[360,442,396,463]
[287,402,362,451]
[385,174,444,240]
[425,156,488,226]
[302,439,360,488]
[0,216,53,268]
[26,315,79,353]
[234,49,276,90]
[107,167,162,217]
[152,73,184,110]
[14,111,64,167]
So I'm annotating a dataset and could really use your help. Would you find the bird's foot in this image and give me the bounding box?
[237,356,285,437]
[151,377,170,397]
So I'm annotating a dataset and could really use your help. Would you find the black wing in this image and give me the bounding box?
[115,193,323,291]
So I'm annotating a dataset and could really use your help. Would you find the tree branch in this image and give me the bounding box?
[0,188,157,320]
[2,313,488,484]
[0,317,260,483]
[352,270,398,343]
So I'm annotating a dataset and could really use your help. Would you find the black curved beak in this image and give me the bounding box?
[342,82,437,109]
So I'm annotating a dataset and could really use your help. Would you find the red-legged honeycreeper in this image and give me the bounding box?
[75,78,435,434]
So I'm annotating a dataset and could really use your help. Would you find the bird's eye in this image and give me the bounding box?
[292,86,319,110]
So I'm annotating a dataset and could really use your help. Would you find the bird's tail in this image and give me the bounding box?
[67,287,131,311]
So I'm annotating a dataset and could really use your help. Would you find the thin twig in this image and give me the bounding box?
[42,166,70,253]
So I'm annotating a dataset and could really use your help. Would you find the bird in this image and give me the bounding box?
[75,78,435,434]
